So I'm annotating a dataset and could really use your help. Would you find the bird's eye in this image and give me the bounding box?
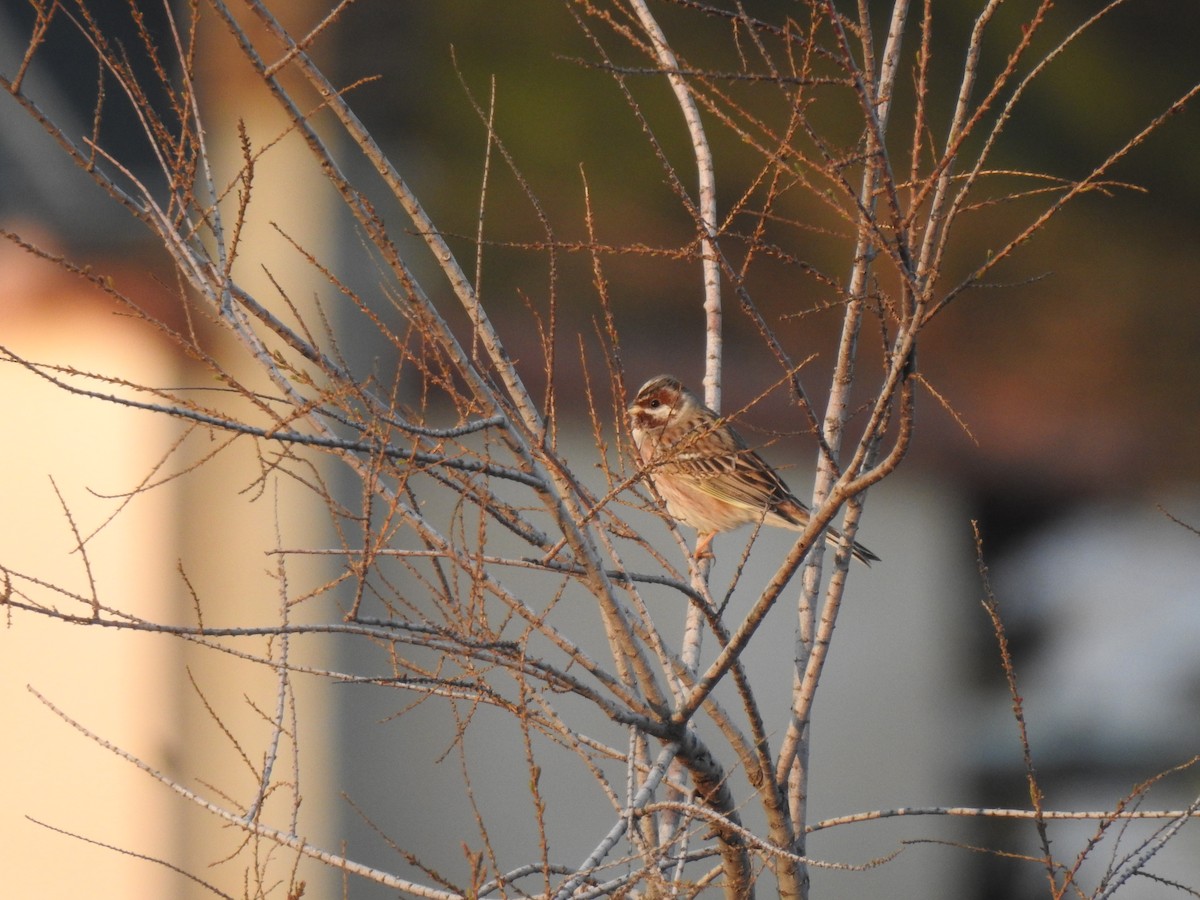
[648,399,661,409]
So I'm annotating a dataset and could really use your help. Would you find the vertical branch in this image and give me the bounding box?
[472,75,498,359]
[248,511,293,824]
[911,0,1007,294]
[626,0,731,885]
[626,0,722,409]
[782,0,911,872]
[974,522,1057,892]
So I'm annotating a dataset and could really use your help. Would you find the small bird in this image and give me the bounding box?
[627,374,879,564]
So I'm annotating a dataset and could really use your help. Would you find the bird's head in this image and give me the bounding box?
[627,374,696,435]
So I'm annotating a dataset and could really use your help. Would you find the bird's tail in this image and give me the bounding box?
[826,527,880,566]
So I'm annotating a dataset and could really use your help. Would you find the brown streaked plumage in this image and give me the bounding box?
[626,374,879,564]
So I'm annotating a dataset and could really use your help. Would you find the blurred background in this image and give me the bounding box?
[1,1,1199,897]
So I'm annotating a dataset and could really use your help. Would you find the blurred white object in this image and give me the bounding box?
[985,496,1200,765]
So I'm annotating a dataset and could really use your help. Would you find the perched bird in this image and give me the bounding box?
[627,374,879,564]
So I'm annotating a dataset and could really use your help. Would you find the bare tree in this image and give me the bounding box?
[3,2,1199,897]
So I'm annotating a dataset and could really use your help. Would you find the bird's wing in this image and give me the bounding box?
[669,444,808,525]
